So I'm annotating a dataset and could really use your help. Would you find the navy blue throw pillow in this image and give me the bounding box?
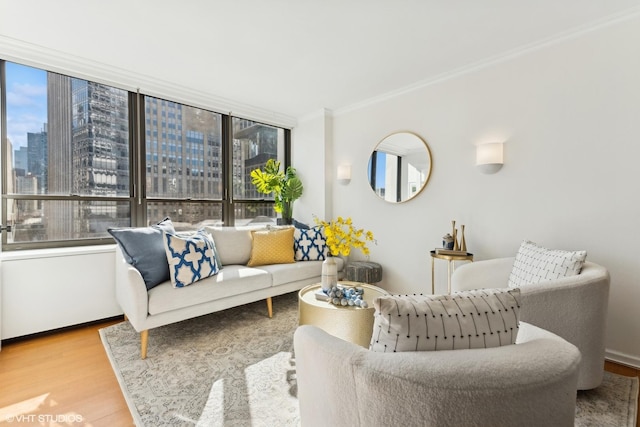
[292,218,310,229]
[108,218,175,290]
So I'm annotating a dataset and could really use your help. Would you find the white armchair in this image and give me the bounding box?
[294,322,581,427]
[451,258,610,390]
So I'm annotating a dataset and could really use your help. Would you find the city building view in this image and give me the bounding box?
[3,62,282,246]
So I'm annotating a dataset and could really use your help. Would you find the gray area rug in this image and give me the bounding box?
[100,292,638,427]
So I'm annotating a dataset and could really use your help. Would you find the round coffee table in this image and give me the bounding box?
[298,282,388,348]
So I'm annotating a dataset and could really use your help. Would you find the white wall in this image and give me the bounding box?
[292,109,334,224]
[295,16,640,366]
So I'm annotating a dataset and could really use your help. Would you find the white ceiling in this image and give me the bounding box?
[1,0,639,122]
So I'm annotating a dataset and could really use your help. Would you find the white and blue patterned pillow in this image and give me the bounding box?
[294,226,328,261]
[163,229,220,288]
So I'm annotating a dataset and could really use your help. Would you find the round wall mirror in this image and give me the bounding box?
[367,132,432,203]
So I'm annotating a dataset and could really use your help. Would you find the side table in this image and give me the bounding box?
[430,250,473,295]
[298,282,388,348]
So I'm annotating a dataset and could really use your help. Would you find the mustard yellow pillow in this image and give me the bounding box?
[247,227,296,267]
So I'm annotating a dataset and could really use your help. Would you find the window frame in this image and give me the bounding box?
[0,59,291,251]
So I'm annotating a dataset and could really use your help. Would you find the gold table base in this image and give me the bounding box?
[430,250,473,294]
[298,282,388,348]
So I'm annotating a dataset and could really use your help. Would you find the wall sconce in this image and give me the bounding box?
[337,164,352,185]
[476,142,504,174]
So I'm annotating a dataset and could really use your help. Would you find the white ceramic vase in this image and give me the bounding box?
[321,256,338,292]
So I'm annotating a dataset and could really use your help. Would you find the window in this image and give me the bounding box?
[2,62,131,248]
[1,60,290,250]
[231,117,285,225]
[143,95,224,229]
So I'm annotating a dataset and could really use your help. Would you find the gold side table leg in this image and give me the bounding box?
[447,260,452,295]
[431,256,435,294]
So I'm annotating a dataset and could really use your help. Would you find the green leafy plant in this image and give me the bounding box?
[250,159,303,223]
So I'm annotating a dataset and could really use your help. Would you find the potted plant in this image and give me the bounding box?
[250,159,303,225]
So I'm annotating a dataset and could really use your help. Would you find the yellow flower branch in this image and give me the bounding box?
[315,216,376,257]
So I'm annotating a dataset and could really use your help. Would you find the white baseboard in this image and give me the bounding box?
[606,349,640,369]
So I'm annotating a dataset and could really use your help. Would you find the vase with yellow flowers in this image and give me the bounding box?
[315,216,376,292]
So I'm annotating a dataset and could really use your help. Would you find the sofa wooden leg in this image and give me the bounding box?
[140,330,149,359]
[266,297,273,318]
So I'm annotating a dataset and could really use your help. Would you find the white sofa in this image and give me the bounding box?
[451,258,609,390]
[114,225,342,359]
[294,322,581,427]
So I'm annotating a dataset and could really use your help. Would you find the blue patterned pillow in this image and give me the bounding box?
[294,226,328,261]
[163,229,220,288]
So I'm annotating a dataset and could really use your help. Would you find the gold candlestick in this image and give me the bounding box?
[452,220,459,251]
[460,225,467,252]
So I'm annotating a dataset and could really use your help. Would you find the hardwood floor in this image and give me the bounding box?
[0,319,134,426]
[0,320,638,426]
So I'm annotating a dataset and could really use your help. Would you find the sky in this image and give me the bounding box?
[5,62,47,149]
[367,151,387,190]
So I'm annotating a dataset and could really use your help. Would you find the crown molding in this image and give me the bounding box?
[0,35,297,129]
[334,6,640,117]
[297,108,334,124]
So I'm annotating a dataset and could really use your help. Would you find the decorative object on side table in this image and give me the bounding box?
[315,216,376,292]
[432,220,473,294]
[446,219,468,253]
[344,261,382,284]
[460,224,467,252]
[442,233,454,249]
[250,159,303,225]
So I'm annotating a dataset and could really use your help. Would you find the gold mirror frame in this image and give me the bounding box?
[367,131,432,203]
